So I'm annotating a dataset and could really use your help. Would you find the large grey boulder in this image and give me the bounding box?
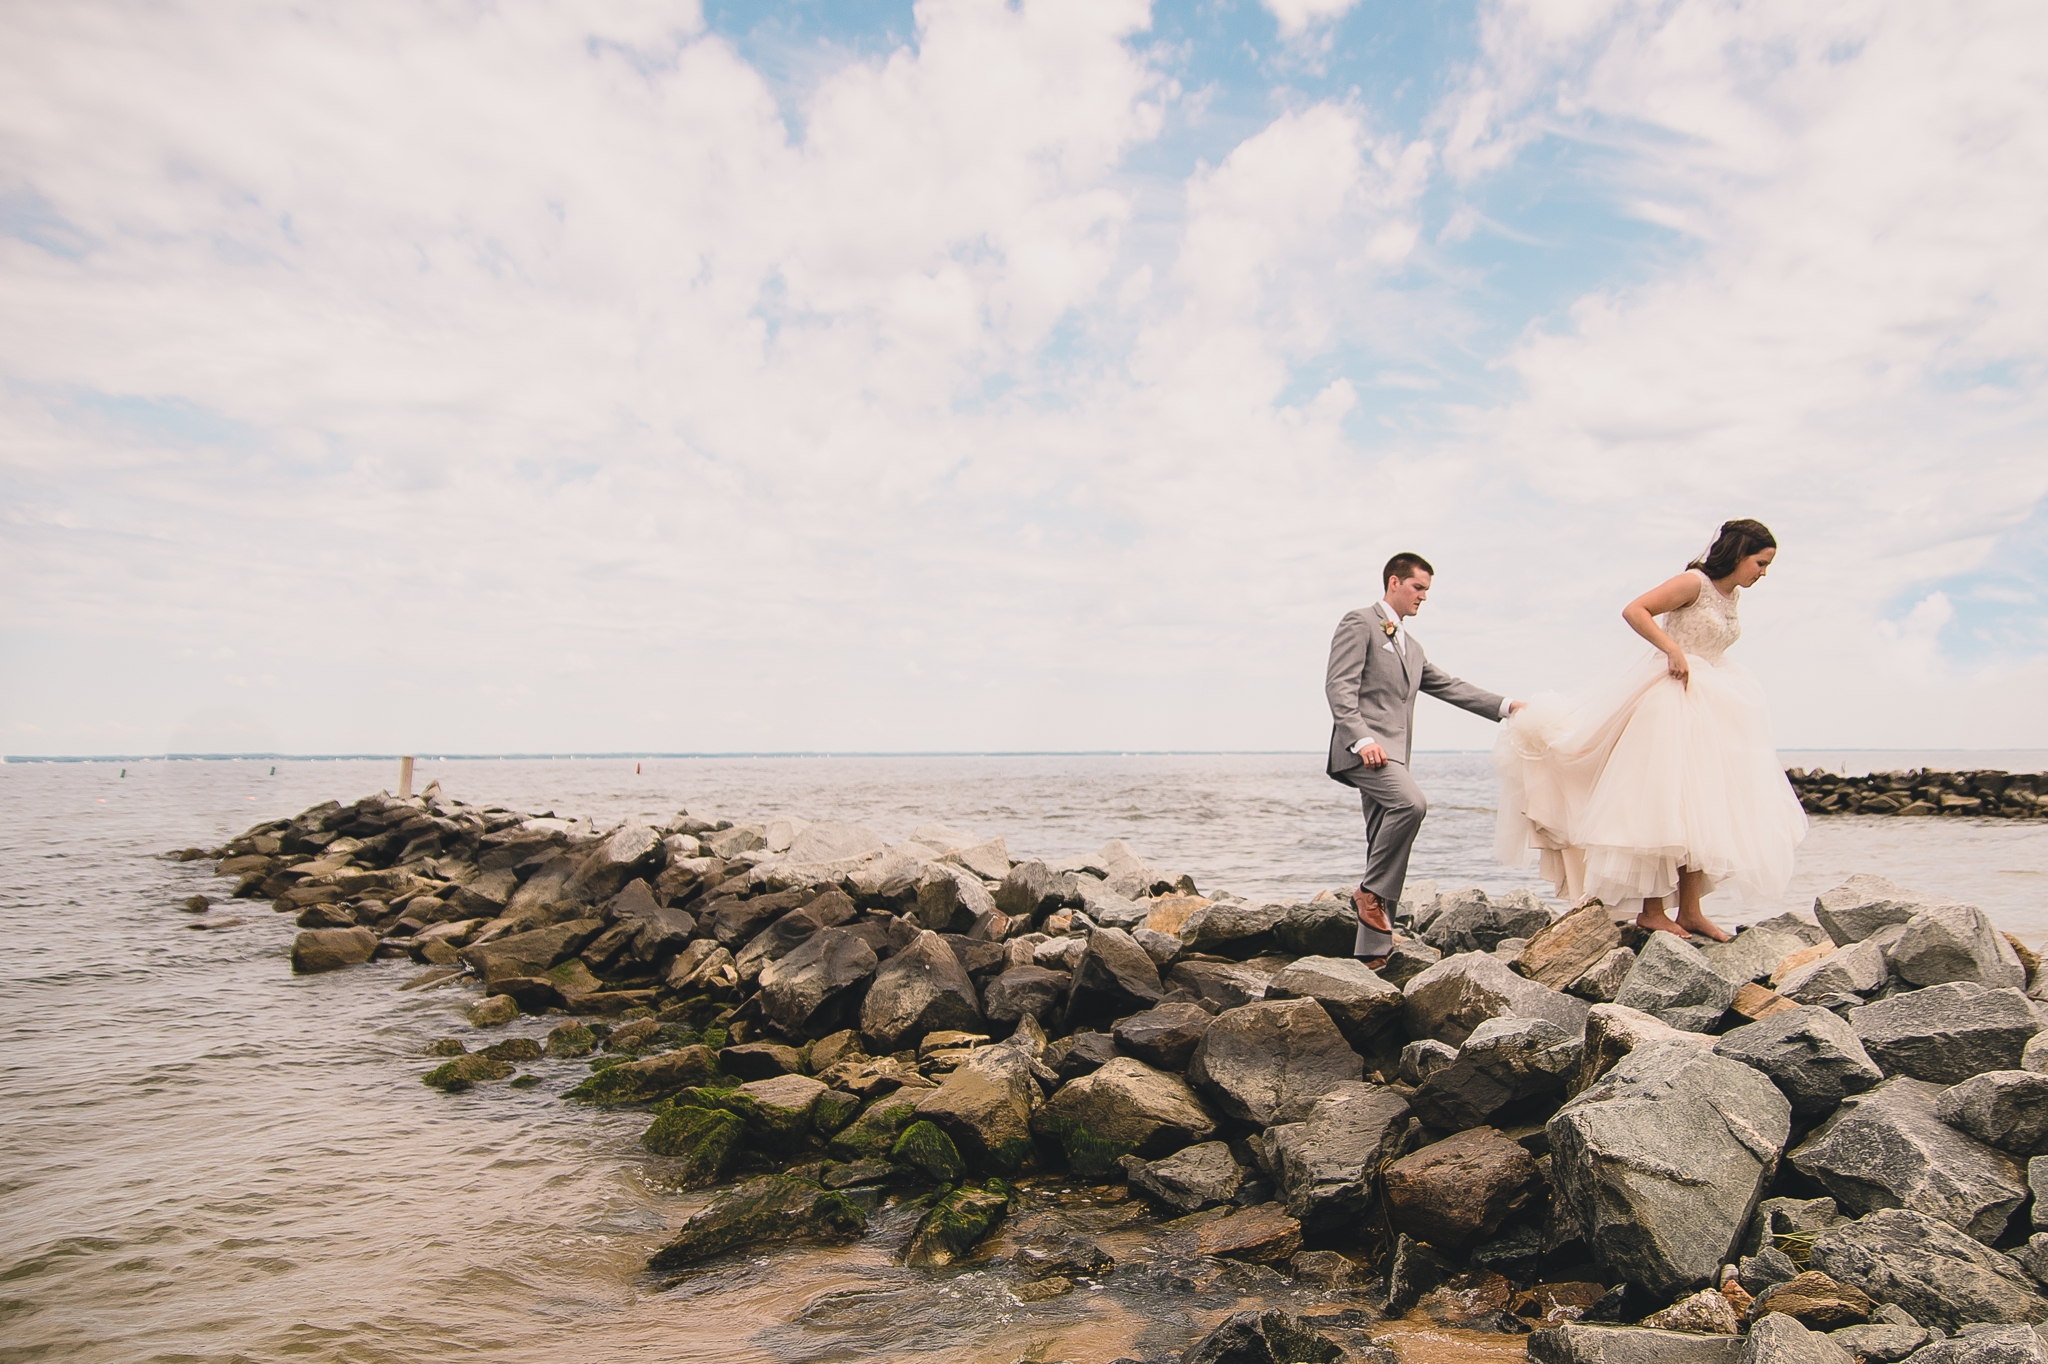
[1403,950,1590,1047]
[1187,998,1363,1126]
[1936,1071,2048,1156]
[459,918,604,986]
[1778,940,1890,1003]
[1168,958,1272,1011]
[859,929,983,1051]
[1809,1208,2048,1331]
[1062,927,1164,1027]
[1411,1016,1582,1130]
[1423,887,1553,955]
[1527,1324,1743,1364]
[1575,1003,1716,1095]
[1790,1076,2027,1242]
[1265,1082,1411,1235]
[1121,1139,1246,1213]
[1110,1002,1215,1070]
[783,821,887,866]
[1701,922,1827,987]
[1851,985,2041,1085]
[1274,902,1360,959]
[1177,900,1285,959]
[756,928,879,1038]
[1715,1007,1885,1116]
[1614,933,1740,1032]
[567,819,664,902]
[1263,955,1403,1049]
[1743,1314,1854,1364]
[1037,1056,1214,1160]
[981,965,1068,1031]
[1816,876,1932,946]
[1891,904,2027,990]
[911,863,995,934]
[1549,1041,1791,1297]
[1898,1326,2048,1364]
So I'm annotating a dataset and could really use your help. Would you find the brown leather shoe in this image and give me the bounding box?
[1352,887,1392,933]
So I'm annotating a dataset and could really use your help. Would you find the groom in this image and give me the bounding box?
[1326,553,1523,967]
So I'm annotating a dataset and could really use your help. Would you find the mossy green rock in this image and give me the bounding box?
[481,1037,542,1062]
[565,1044,718,1105]
[545,1021,597,1058]
[427,1037,468,1057]
[813,1088,861,1135]
[647,1175,867,1272]
[891,1120,965,1184]
[828,1098,921,1161]
[904,1181,1012,1268]
[509,1074,541,1089]
[424,1053,515,1091]
[642,1104,745,1184]
[1039,1116,1133,1180]
[467,994,519,1027]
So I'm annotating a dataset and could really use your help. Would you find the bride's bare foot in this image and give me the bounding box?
[1675,908,1732,942]
[1635,906,1692,939]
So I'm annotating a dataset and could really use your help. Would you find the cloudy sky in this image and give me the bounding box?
[3,0,2044,757]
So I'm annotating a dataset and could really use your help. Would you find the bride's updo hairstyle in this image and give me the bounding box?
[1689,519,1776,579]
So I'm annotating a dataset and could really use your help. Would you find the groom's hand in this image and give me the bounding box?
[1509,700,1527,715]
[1357,742,1388,768]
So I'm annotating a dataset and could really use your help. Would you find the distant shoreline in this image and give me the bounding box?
[10,747,2048,765]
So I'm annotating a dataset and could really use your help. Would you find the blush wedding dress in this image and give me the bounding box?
[1493,568,1808,912]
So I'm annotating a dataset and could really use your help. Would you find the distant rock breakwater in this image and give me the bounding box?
[1788,767,2046,819]
[173,785,2048,1364]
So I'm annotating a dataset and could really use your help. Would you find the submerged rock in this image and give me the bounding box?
[642,1104,745,1184]
[1195,1203,1303,1265]
[646,1175,866,1272]
[565,1045,718,1105]
[290,926,378,973]
[903,1181,1011,1268]
[423,1053,515,1091]
[1181,1308,1343,1364]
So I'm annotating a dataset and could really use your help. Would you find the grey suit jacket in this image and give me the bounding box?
[1325,604,1506,777]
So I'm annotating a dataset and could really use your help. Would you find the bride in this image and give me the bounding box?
[1494,519,1808,941]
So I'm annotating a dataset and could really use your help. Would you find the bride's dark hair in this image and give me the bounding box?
[1689,519,1777,579]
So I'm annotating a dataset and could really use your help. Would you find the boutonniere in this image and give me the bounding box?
[1380,618,1400,641]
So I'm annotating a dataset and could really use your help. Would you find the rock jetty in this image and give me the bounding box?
[1787,768,2046,819]
[178,787,2048,1364]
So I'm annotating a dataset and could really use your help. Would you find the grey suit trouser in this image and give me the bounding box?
[1335,759,1428,959]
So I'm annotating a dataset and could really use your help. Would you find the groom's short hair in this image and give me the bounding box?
[1383,552,1434,588]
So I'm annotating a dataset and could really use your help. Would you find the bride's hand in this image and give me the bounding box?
[1666,649,1690,687]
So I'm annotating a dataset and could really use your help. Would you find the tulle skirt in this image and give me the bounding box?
[1493,649,1808,911]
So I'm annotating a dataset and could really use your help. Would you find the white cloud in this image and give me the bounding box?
[1261,0,1365,40]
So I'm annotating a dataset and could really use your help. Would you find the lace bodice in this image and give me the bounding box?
[1661,568,1741,660]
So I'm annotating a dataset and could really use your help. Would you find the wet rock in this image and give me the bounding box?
[1936,1071,2048,1155]
[1169,958,1272,1011]
[1122,1140,1247,1213]
[1575,1003,1716,1095]
[1809,1208,2048,1332]
[642,1104,744,1183]
[1043,1030,1118,1081]
[1743,1314,1856,1364]
[1850,985,2042,1085]
[1418,1269,1517,1328]
[1384,1126,1541,1251]
[1642,1289,1741,1334]
[1753,1272,1873,1330]
[460,919,604,987]
[1512,1283,1609,1328]
[426,1037,467,1057]
[1181,1308,1343,1364]
[1037,1057,1215,1174]
[1113,1002,1215,1070]
[1614,934,1740,1032]
[646,1175,866,1272]
[1425,887,1554,955]
[423,1053,515,1091]
[904,1181,1011,1268]
[1572,947,1640,1003]
[1412,1015,1582,1130]
[1827,1325,1928,1364]
[1196,1203,1303,1265]
[1012,1225,1113,1281]
[983,966,1068,1031]
[1063,928,1165,1027]
[295,902,358,929]
[734,1074,831,1146]
[719,1041,805,1081]
[1404,951,1591,1047]
[1267,1082,1412,1234]
[1779,941,1891,1003]
[1892,904,2027,991]
[1187,998,1363,1126]
[1520,903,1626,991]
[480,1036,541,1062]
[1550,1041,1791,1297]
[1899,1325,2048,1364]
[914,1030,1043,1172]
[1401,1038,1459,1086]
[1387,1233,1460,1314]
[1715,1007,1885,1116]
[1471,1224,1546,1284]
[859,929,983,1052]
[1815,876,1929,946]
[1790,1076,2027,1241]
[565,1045,718,1105]
[1179,901,1286,959]
[1528,1325,1744,1364]
[467,993,519,1027]
[1264,956,1404,1049]
[757,928,879,1039]
[889,1118,965,1183]
[290,925,379,973]
[825,1096,921,1161]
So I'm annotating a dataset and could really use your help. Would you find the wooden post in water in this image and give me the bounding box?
[398,755,415,799]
